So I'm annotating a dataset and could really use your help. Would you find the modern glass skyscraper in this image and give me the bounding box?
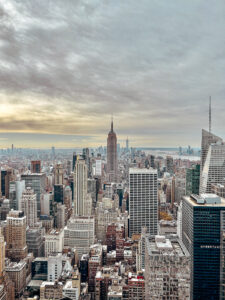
[200,142,225,194]
[186,164,200,196]
[199,129,225,194]
[107,120,117,182]
[200,129,222,172]
[182,194,225,300]
[129,168,158,237]
[21,173,46,217]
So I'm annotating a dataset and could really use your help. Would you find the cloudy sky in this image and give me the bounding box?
[0,0,225,148]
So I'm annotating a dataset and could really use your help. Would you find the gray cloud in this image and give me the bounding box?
[0,0,225,147]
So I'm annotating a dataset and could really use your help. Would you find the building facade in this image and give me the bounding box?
[44,229,64,257]
[64,217,95,258]
[21,187,37,227]
[145,235,190,299]
[74,160,88,216]
[107,121,117,183]
[129,168,158,237]
[200,142,225,194]
[5,210,27,262]
[182,194,225,299]
[21,173,46,217]
[186,164,200,196]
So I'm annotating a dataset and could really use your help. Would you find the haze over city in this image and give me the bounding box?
[1,1,225,300]
[1,0,225,148]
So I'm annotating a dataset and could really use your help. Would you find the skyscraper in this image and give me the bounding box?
[126,137,129,151]
[74,159,88,216]
[9,180,25,211]
[21,187,37,227]
[107,120,118,182]
[129,168,158,237]
[64,216,95,258]
[186,164,200,196]
[82,148,90,176]
[182,194,225,299]
[5,210,28,262]
[21,173,46,217]
[1,169,14,199]
[0,232,5,284]
[200,129,222,172]
[31,161,41,173]
[166,156,174,174]
[72,152,78,172]
[200,139,225,194]
[54,163,64,185]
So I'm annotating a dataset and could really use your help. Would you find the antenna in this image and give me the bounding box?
[111,113,113,132]
[209,96,211,133]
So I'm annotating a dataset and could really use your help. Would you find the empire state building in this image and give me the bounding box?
[107,120,118,182]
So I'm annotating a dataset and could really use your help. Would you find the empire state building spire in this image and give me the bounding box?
[111,115,114,132]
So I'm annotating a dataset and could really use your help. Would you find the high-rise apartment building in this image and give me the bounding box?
[107,120,118,182]
[182,194,225,299]
[186,164,200,196]
[129,168,158,237]
[21,187,37,227]
[5,210,28,262]
[74,159,88,216]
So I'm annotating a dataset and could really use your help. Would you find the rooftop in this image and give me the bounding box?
[5,260,26,271]
[184,194,225,207]
[146,235,190,257]
[46,229,63,236]
[129,168,157,174]
[40,281,63,287]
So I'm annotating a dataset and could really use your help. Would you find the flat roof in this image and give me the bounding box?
[146,235,190,257]
[183,195,225,207]
[129,168,157,174]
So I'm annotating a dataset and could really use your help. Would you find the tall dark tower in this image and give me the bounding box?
[107,119,117,182]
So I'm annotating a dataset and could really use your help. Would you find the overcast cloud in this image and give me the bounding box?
[0,0,225,148]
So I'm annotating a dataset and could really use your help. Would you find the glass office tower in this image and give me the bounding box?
[182,194,225,300]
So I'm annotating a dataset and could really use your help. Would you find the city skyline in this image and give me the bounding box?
[1,1,225,148]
